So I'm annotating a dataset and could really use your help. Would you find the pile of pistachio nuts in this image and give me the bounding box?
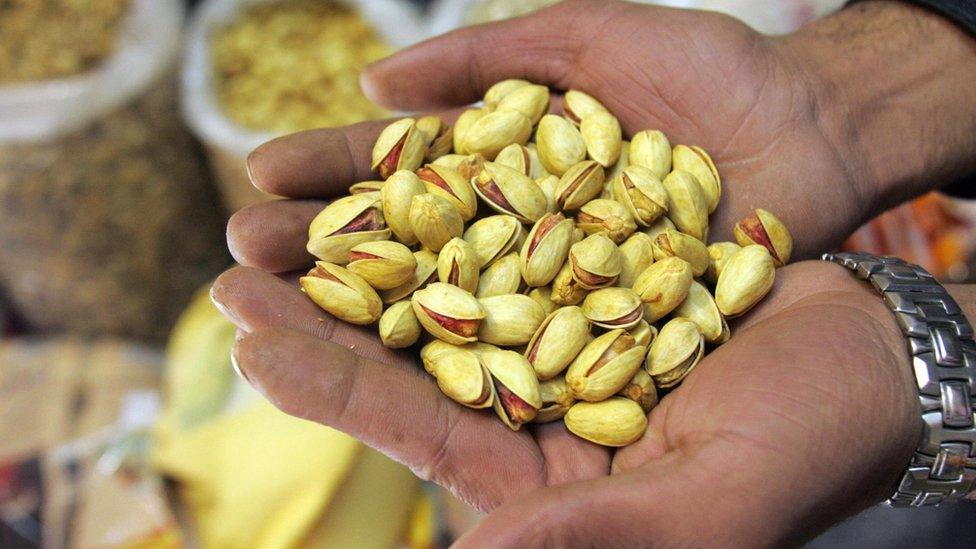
[301,80,793,447]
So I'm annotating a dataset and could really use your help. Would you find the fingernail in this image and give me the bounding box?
[245,149,259,188]
[210,282,242,327]
[230,342,251,384]
[359,70,382,105]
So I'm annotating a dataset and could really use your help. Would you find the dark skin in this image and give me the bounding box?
[214,1,976,545]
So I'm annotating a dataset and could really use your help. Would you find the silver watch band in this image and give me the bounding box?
[822,252,976,507]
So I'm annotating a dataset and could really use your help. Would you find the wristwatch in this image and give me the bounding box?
[822,252,976,506]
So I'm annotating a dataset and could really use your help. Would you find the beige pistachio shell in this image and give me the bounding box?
[551,259,589,306]
[662,170,709,242]
[307,195,390,263]
[478,294,546,346]
[582,287,644,329]
[733,208,793,267]
[380,170,425,245]
[580,110,622,167]
[417,116,454,162]
[371,118,426,178]
[555,160,605,211]
[632,256,693,322]
[525,306,590,380]
[618,369,659,413]
[462,215,523,269]
[457,153,486,181]
[617,232,655,289]
[628,320,657,348]
[473,161,548,223]
[495,143,533,177]
[481,348,542,429]
[646,317,704,388]
[672,281,725,343]
[569,234,622,289]
[476,253,523,298]
[705,241,741,284]
[349,180,385,194]
[301,262,383,325]
[483,79,532,108]
[536,114,586,176]
[629,129,672,179]
[453,107,490,155]
[606,140,630,182]
[420,339,457,375]
[416,164,478,220]
[566,330,646,401]
[526,286,560,317]
[409,193,463,252]
[412,282,486,345]
[534,377,576,423]
[461,110,533,160]
[496,84,550,125]
[347,240,417,290]
[378,301,422,349]
[642,215,676,241]
[672,144,721,213]
[430,153,468,171]
[306,225,392,264]
[431,346,494,409]
[519,212,575,287]
[379,249,438,304]
[652,228,709,277]
[565,398,647,447]
[610,165,668,227]
[525,144,549,179]
[437,237,480,294]
[576,198,637,244]
[563,89,609,125]
[715,245,775,317]
[416,115,442,146]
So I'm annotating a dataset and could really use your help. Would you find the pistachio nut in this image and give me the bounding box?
[618,369,659,413]
[555,160,605,210]
[349,180,385,195]
[347,240,417,290]
[705,241,741,284]
[412,282,486,344]
[409,193,464,252]
[580,110,622,167]
[646,317,704,388]
[550,259,589,306]
[632,256,693,322]
[430,153,468,171]
[378,301,422,349]
[565,398,647,447]
[301,262,382,325]
[628,319,657,348]
[715,245,775,317]
[652,228,709,277]
[421,339,476,375]
[662,169,709,242]
[483,78,532,108]
[576,198,637,244]
[617,232,655,289]
[519,212,575,287]
[629,129,671,179]
[461,110,533,160]
[536,174,560,214]
[534,377,576,423]
[572,226,585,244]
[416,116,454,162]
[379,249,439,304]
[415,164,478,221]
[733,208,793,267]
[495,143,533,176]
[496,83,550,125]
[526,286,560,317]
[609,165,668,226]
[566,330,646,401]
[380,170,425,245]
[581,287,644,330]
[642,215,676,241]
[672,280,725,343]
[525,305,590,380]
[433,238,477,294]
[481,348,542,430]
[606,139,630,182]
[535,114,586,176]
[562,89,609,125]
[473,162,548,223]
[476,253,524,298]
[308,194,391,263]
[672,144,721,213]
[426,344,494,409]
[371,118,426,178]
[462,214,524,269]
[569,234,622,290]
[525,144,549,179]
[478,294,546,346]
[452,107,490,155]
[457,153,486,181]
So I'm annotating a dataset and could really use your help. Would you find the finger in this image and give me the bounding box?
[530,421,611,485]
[235,326,548,511]
[227,200,324,271]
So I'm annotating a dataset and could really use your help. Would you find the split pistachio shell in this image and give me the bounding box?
[715,245,775,317]
[610,165,668,226]
[705,242,741,284]
[453,107,490,155]
[672,281,725,343]
[476,253,523,298]
[416,164,478,220]
[662,170,709,242]
[371,118,426,178]
[580,110,622,167]
[381,170,426,245]
[349,180,385,194]
[478,294,546,346]
[646,317,704,388]
[461,110,533,160]
[417,116,454,162]
[428,345,494,409]
[379,249,438,304]
[551,259,589,306]
[536,174,561,214]
[379,301,422,349]
[457,153,486,181]
[642,215,676,241]
[347,240,417,290]
[606,140,630,182]
[565,398,647,447]
[652,228,709,277]
[536,114,586,176]
[632,256,693,323]
[495,143,533,176]
[628,320,657,348]
[463,215,524,268]
[555,160,605,211]
[473,162,548,223]
[431,154,468,171]
[481,348,542,429]
[307,194,391,263]
[437,237,480,294]
[409,193,463,252]
[733,208,793,267]
[421,339,464,375]
[617,232,655,289]
[534,377,576,423]
[673,145,721,213]
[567,329,646,401]
[525,306,590,380]
[576,198,636,244]
[618,369,659,413]
[526,286,560,317]
[301,262,383,325]
[569,234,621,290]
[412,282,486,345]
[629,129,671,179]
[581,287,644,330]
[525,144,548,179]
[496,84,550,125]
[519,212,575,287]
[484,79,532,108]
[563,89,608,125]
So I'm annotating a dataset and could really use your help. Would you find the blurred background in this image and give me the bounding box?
[0,0,973,547]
